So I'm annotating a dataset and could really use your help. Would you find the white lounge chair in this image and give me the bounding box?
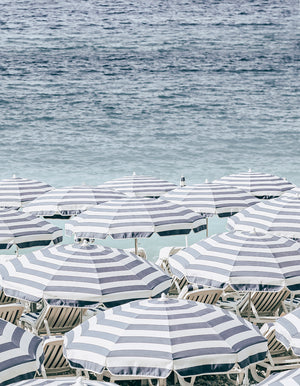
[250,323,300,382]
[218,288,289,324]
[0,303,24,325]
[20,303,86,335]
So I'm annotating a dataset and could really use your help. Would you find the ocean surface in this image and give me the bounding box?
[0,0,299,259]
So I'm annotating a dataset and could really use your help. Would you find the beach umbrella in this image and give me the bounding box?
[227,195,300,240]
[0,318,44,385]
[0,208,62,250]
[101,173,177,197]
[0,176,52,209]
[64,296,267,383]
[275,308,300,356]
[283,186,300,196]
[11,377,118,385]
[168,230,300,292]
[162,182,259,236]
[214,170,294,199]
[256,367,300,385]
[0,242,171,307]
[22,186,125,219]
[65,197,206,254]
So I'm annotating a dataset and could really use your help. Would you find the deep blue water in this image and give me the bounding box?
[0,0,299,258]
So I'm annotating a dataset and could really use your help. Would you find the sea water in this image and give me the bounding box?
[0,0,299,259]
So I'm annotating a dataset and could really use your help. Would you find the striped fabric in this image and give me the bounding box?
[0,176,52,209]
[275,308,300,356]
[161,183,259,217]
[11,378,117,385]
[283,186,300,196]
[23,186,125,217]
[65,198,206,240]
[257,368,300,385]
[0,208,63,249]
[227,195,300,240]
[169,231,300,292]
[0,243,171,307]
[101,174,177,197]
[64,296,267,379]
[0,318,44,385]
[214,171,294,199]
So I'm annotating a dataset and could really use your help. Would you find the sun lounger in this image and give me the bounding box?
[20,303,85,335]
[250,323,300,382]
[0,303,24,325]
[178,286,223,305]
[218,288,289,324]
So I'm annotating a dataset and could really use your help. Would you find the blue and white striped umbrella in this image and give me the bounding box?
[227,195,300,240]
[283,186,300,197]
[101,174,177,197]
[64,296,267,380]
[161,182,259,217]
[0,242,171,307]
[214,170,294,199]
[169,231,300,292]
[275,308,300,356]
[0,208,63,249]
[0,176,52,209]
[22,186,125,218]
[257,368,300,385]
[11,377,117,385]
[0,318,44,385]
[65,197,206,240]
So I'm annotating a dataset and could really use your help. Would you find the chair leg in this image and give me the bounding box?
[249,364,265,383]
[176,375,195,386]
[40,364,47,379]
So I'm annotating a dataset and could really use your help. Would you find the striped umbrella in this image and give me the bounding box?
[283,186,300,196]
[162,182,259,236]
[214,170,294,199]
[0,242,171,307]
[65,198,206,254]
[0,176,52,209]
[64,296,267,382]
[169,230,300,292]
[227,195,300,240]
[101,173,177,197]
[275,308,300,356]
[0,208,63,250]
[22,186,125,218]
[11,377,118,385]
[0,318,44,385]
[257,368,300,385]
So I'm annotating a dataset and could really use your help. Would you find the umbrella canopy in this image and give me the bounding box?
[214,170,294,199]
[101,173,177,197]
[64,296,267,380]
[0,176,52,209]
[0,242,171,307]
[275,308,300,356]
[65,197,206,240]
[0,318,44,385]
[11,377,117,385]
[283,186,300,196]
[161,182,259,217]
[257,367,300,385]
[0,208,63,249]
[227,195,300,240]
[22,186,125,218]
[169,230,300,292]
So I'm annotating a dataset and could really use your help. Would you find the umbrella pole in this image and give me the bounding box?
[134,238,138,255]
[185,235,188,247]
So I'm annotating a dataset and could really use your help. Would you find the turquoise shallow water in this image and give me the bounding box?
[0,0,299,259]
